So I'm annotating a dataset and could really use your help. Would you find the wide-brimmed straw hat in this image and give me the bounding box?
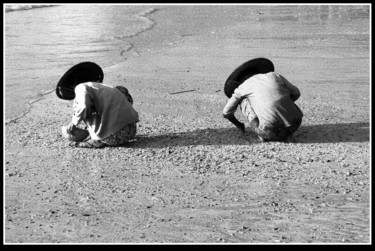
[224,57,274,98]
[56,62,104,100]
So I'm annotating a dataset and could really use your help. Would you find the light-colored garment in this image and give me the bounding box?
[223,72,303,128]
[72,82,139,140]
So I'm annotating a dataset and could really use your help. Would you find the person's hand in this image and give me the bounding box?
[236,122,245,133]
[224,114,245,133]
[66,122,76,134]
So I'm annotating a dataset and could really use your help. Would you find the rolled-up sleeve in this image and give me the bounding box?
[223,90,242,118]
[72,85,92,126]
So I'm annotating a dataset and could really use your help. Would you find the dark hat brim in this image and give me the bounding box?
[56,62,104,100]
[224,58,274,98]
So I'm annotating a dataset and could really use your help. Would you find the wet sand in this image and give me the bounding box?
[4,5,370,243]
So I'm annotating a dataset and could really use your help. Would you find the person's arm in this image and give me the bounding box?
[223,94,245,133]
[225,114,245,133]
[71,84,92,126]
[279,74,301,102]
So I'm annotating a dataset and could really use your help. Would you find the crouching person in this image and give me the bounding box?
[223,72,303,142]
[57,62,139,148]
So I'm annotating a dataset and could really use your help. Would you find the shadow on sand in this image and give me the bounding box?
[295,122,369,144]
[126,122,369,148]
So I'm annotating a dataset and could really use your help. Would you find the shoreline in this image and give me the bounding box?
[4,5,370,244]
[5,6,160,125]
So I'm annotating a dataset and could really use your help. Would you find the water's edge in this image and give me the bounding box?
[5,4,57,12]
[5,7,158,125]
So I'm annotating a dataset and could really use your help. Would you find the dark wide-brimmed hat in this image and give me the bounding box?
[56,62,104,100]
[224,57,275,98]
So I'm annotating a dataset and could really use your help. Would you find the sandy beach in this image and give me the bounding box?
[4,5,370,243]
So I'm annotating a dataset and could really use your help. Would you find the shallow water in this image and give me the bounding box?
[4,4,370,123]
[4,4,157,122]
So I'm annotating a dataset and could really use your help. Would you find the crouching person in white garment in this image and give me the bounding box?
[223,72,303,142]
[62,82,139,148]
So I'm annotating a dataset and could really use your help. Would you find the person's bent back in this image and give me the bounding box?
[223,72,303,142]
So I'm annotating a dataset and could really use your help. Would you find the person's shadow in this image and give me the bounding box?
[293,122,369,143]
[125,122,369,148]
